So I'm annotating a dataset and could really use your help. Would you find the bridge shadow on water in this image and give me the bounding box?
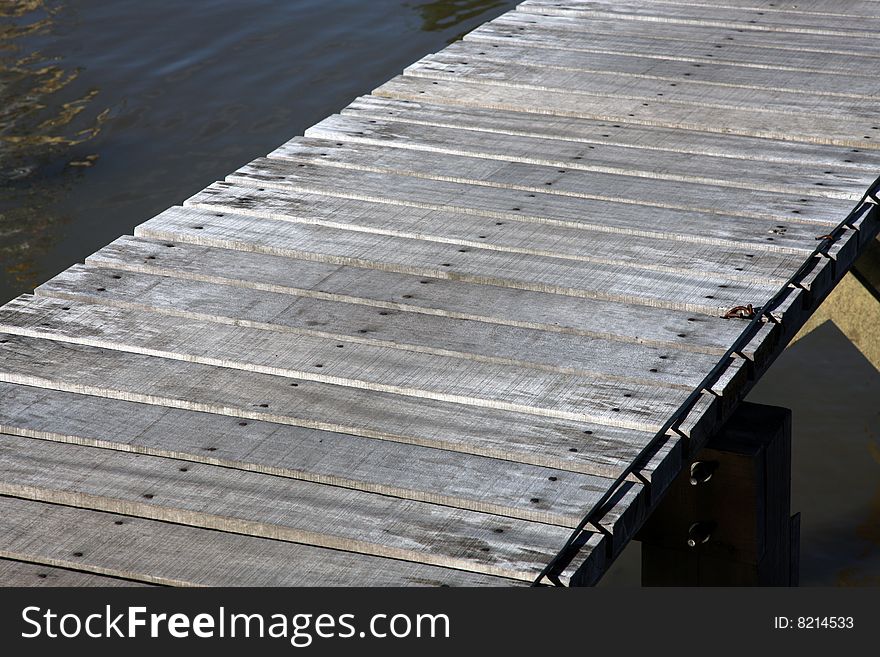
[602,320,880,586]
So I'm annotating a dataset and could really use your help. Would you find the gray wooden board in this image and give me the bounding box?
[405,53,876,123]
[37,264,722,391]
[0,294,704,428]
[0,558,151,587]
[189,181,813,284]
[487,8,880,50]
[0,381,663,523]
[620,0,880,17]
[267,135,857,224]
[374,76,880,149]
[467,12,880,74]
[0,331,670,475]
[420,40,880,102]
[85,236,760,358]
[138,206,780,316]
[342,96,880,167]
[515,2,880,52]
[0,433,592,580]
[226,155,840,240]
[306,113,872,200]
[516,0,880,36]
[0,496,519,586]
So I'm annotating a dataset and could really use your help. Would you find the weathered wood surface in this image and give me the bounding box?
[374,76,880,149]
[517,0,880,35]
[0,381,651,523]
[268,136,858,220]
[188,182,812,283]
[228,157,843,230]
[136,206,777,316]
[0,294,700,426]
[0,496,517,587]
[342,96,880,169]
[409,45,879,116]
[84,235,758,356]
[467,13,880,75]
[0,332,666,477]
[0,0,877,586]
[0,559,151,587]
[0,432,588,580]
[37,265,721,391]
[306,113,872,199]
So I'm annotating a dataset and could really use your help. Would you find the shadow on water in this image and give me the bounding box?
[601,320,880,586]
[409,0,508,40]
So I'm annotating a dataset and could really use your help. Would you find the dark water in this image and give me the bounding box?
[2,1,879,586]
[0,0,516,300]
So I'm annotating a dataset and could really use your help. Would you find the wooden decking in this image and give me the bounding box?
[1,0,879,586]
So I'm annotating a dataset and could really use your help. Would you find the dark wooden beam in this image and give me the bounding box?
[637,402,799,586]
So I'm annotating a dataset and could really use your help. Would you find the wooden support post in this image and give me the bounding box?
[637,402,799,586]
[852,236,880,304]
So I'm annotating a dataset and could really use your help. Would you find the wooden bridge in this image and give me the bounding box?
[1,0,879,586]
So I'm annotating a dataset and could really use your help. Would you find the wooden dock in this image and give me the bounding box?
[1,0,879,586]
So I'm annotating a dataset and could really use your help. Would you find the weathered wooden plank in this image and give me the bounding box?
[548,0,880,24]
[513,4,880,54]
[306,113,872,200]
[0,381,667,522]
[467,12,880,74]
[0,332,667,475]
[86,235,754,357]
[268,135,856,224]
[517,0,880,36]
[0,496,518,586]
[0,294,701,427]
[0,558,151,587]
[343,96,880,168]
[228,154,840,236]
[137,206,780,315]
[563,0,880,20]
[374,76,880,149]
[0,433,586,580]
[406,52,875,121]
[427,40,880,102]
[189,181,812,284]
[37,265,723,390]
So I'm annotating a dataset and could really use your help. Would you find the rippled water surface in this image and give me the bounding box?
[0,0,515,299]
[2,0,878,587]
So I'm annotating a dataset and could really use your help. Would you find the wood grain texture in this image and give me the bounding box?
[342,96,880,168]
[375,75,880,149]
[137,206,779,316]
[307,113,872,200]
[517,0,880,36]
[0,0,876,588]
[0,432,590,580]
[0,558,151,587]
[0,332,667,476]
[0,294,708,429]
[189,181,812,283]
[268,135,857,223]
[467,12,880,75]
[37,265,722,391]
[619,0,880,18]
[241,149,845,230]
[0,495,517,586]
[413,42,880,111]
[86,236,754,357]
[514,2,880,51]
[0,381,661,524]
